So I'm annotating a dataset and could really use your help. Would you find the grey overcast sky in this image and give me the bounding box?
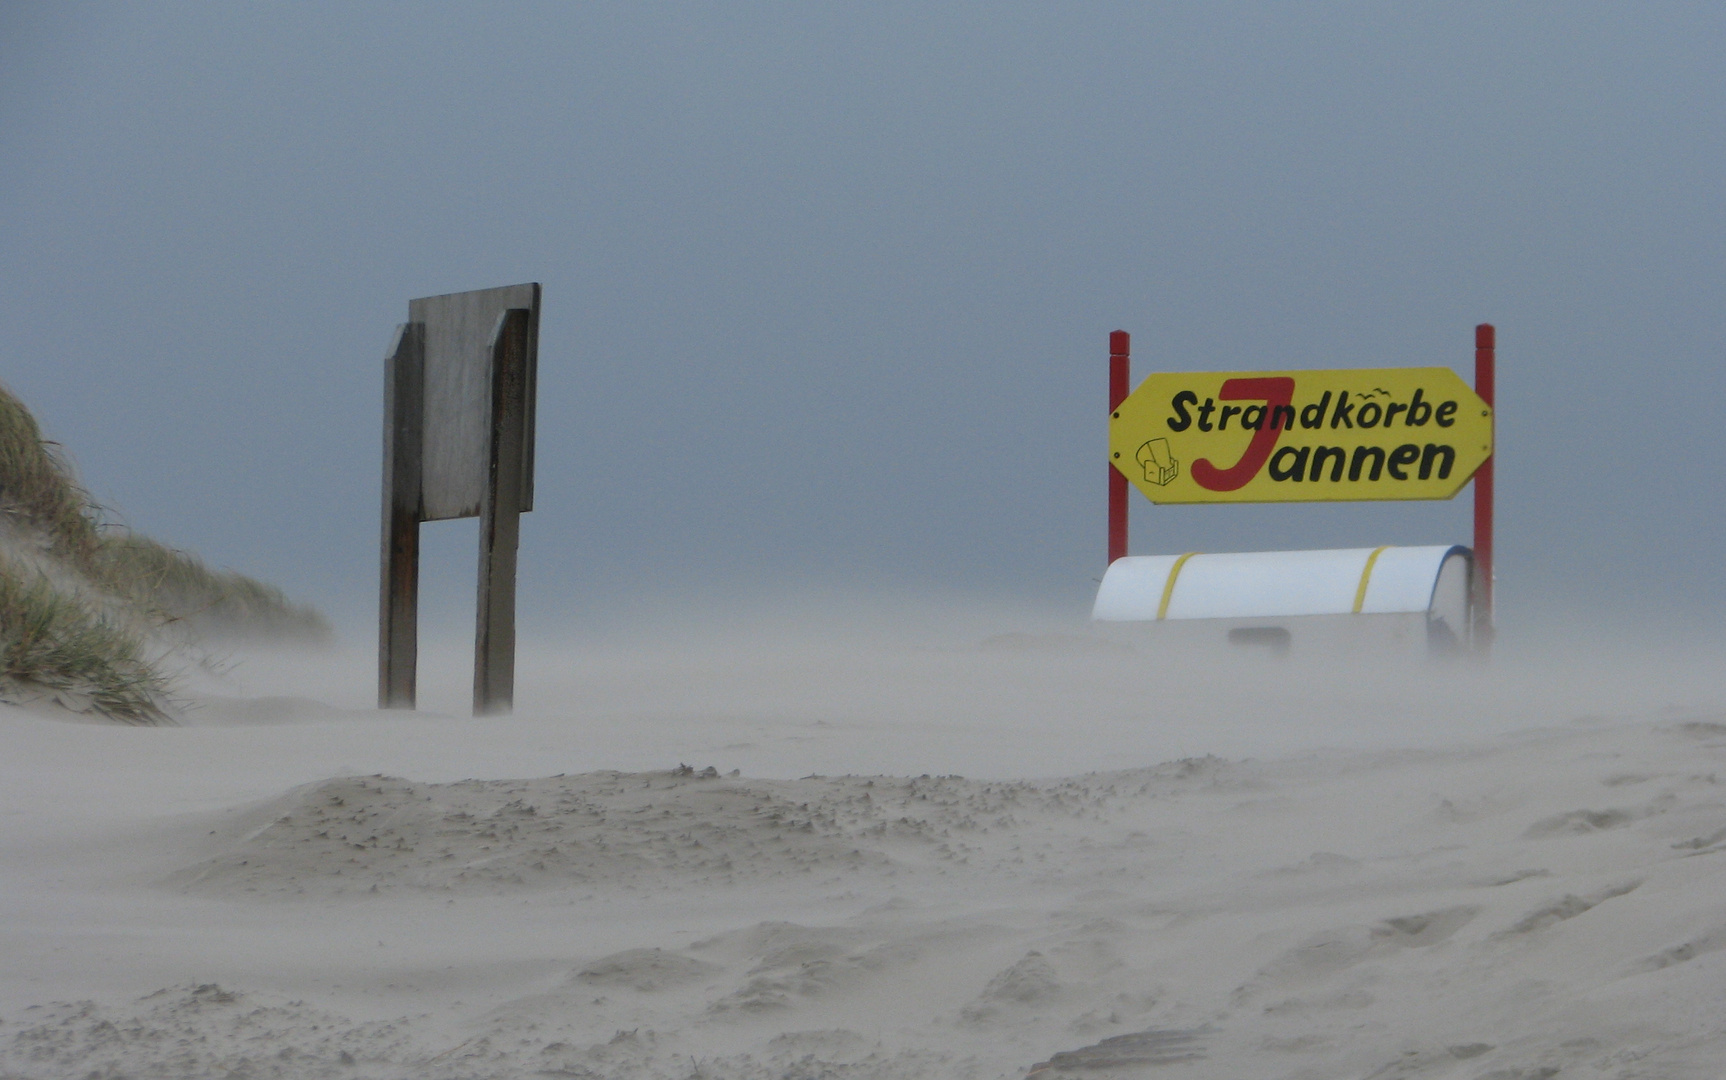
[2,3,1722,636]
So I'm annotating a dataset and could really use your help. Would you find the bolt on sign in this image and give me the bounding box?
[1109,367,1492,504]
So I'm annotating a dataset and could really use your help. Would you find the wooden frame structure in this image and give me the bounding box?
[380,284,540,714]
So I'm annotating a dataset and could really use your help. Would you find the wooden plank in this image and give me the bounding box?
[409,284,539,521]
[379,322,424,709]
[520,283,540,513]
[473,308,530,715]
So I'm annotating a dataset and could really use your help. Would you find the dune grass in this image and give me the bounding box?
[90,532,330,639]
[0,557,167,724]
[0,381,328,723]
[0,380,102,562]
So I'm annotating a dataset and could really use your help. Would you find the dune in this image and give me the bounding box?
[3,623,1725,1079]
[0,381,328,726]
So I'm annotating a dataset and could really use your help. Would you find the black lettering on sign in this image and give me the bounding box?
[1299,392,1331,429]
[1310,446,1344,482]
[1330,391,1356,428]
[1406,388,1431,425]
[1241,404,1266,430]
[1350,445,1384,481]
[1435,400,1457,427]
[1419,443,1455,480]
[1268,446,1309,481]
[1387,443,1420,480]
[1167,390,1197,431]
[1270,404,1296,430]
[1177,438,1466,486]
[1357,401,1382,428]
[1218,405,1242,430]
[1384,402,1407,425]
[1197,398,1217,431]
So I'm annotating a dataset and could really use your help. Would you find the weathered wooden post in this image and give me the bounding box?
[378,284,539,715]
[474,308,529,714]
[379,322,425,708]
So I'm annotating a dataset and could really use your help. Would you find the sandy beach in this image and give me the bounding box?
[4,622,1725,1079]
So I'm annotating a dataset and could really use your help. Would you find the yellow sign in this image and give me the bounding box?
[1110,367,1492,503]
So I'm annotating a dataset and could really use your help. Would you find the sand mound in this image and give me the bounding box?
[1,982,949,1079]
[176,759,1234,898]
[3,984,428,1080]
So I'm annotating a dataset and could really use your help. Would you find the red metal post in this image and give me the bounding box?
[1472,323,1495,652]
[1108,331,1131,564]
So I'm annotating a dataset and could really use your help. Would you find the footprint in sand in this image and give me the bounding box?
[1501,880,1641,935]
[962,951,1061,1023]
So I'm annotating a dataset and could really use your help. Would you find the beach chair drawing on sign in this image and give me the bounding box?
[1134,438,1178,486]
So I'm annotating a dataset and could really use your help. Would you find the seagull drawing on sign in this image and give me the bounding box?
[1136,438,1178,485]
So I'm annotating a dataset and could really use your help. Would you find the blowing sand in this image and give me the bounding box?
[3,613,1725,1079]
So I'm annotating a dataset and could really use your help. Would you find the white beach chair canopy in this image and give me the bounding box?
[1092,545,1471,623]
